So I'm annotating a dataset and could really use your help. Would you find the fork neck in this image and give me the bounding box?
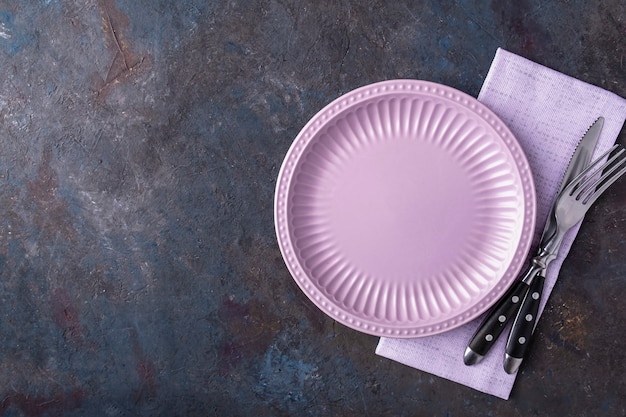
[537,229,566,268]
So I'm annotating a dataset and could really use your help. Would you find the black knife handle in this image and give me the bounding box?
[466,280,530,359]
[505,274,545,361]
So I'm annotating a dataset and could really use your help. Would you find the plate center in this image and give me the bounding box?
[329,138,476,281]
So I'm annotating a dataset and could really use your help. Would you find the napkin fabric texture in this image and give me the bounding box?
[376,48,626,400]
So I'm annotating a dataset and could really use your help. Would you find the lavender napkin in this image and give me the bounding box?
[376,48,626,400]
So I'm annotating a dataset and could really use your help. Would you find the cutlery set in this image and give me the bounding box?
[464,117,626,373]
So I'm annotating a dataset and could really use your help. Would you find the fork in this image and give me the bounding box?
[503,143,626,373]
[549,143,626,253]
[555,145,626,239]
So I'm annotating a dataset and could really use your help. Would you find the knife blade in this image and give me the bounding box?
[463,117,604,367]
[539,117,604,247]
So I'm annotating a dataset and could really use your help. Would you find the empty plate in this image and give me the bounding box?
[275,80,536,337]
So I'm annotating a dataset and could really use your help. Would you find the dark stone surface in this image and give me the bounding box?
[0,0,624,415]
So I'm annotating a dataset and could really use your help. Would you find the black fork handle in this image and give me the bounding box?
[504,274,545,373]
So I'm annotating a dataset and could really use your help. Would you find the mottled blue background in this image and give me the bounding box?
[0,0,624,415]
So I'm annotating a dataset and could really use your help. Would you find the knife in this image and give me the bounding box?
[463,117,604,368]
[503,118,604,373]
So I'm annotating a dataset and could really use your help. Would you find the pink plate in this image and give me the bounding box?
[274,80,536,338]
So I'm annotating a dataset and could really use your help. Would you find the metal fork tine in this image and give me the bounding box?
[566,144,622,196]
[575,146,626,201]
[581,155,626,207]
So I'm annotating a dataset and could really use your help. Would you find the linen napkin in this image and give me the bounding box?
[376,48,626,400]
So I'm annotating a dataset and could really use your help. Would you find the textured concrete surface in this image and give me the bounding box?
[0,1,625,416]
